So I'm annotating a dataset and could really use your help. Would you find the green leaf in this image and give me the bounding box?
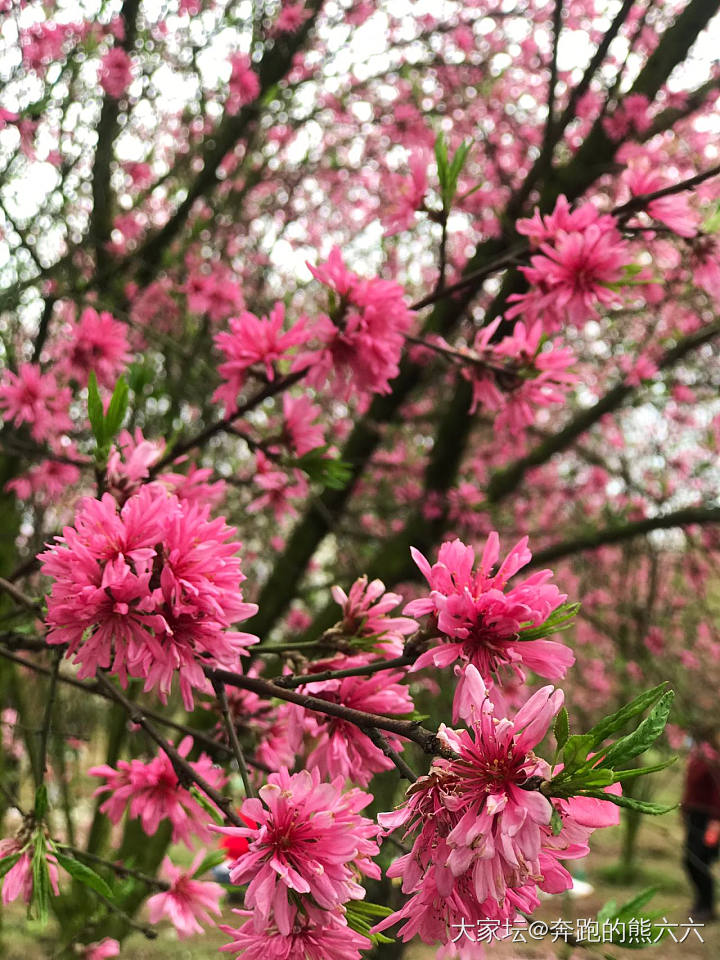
[87,372,105,447]
[191,849,227,878]
[554,707,569,750]
[599,692,674,769]
[578,791,676,815]
[0,852,21,878]
[347,900,393,918]
[292,446,352,490]
[562,733,594,770]
[597,897,618,924]
[434,132,449,194]
[434,133,473,209]
[345,900,394,945]
[615,886,660,922]
[31,834,51,925]
[585,683,669,748]
[701,201,720,234]
[104,376,129,439]
[519,602,580,642]
[34,784,49,820]
[189,787,224,825]
[54,852,114,900]
[550,807,563,835]
[613,757,677,781]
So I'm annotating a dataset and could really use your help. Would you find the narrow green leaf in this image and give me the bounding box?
[54,852,113,900]
[613,757,677,781]
[189,787,224,825]
[550,807,563,835]
[191,849,227,878]
[615,886,660,922]
[31,834,51,925]
[578,791,676,815]
[519,602,580,642]
[597,897,619,924]
[87,372,105,446]
[104,376,129,439]
[562,733,594,770]
[0,852,21,878]
[554,707,569,750]
[347,900,393,918]
[434,132,449,192]
[585,683,669,748]
[599,692,674,769]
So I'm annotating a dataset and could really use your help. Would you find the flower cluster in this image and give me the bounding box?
[330,575,418,656]
[147,852,224,939]
[213,303,310,415]
[216,768,380,955]
[297,247,415,400]
[374,668,619,948]
[89,737,226,847]
[40,487,258,708]
[0,835,60,907]
[295,656,415,785]
[508,196,630,329]
[406,535,574,717]
[437,317,577,433]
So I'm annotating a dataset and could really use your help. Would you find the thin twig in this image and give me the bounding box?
[58,845,170,891]
[0,576,42,613]
[0,644,264,765]
[95,671,243,826]
[37,649,61,784]
[366,727,418,782]
[205,666,458,761]
[273,653,414,689]
[212,677,257,799]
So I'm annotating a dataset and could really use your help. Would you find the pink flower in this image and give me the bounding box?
[6,459,82,504]
[331,576,418,656]
[374,668,618,947]
[147,851,223,938]
[99,48,133,98]
[509,197,629,329]
[0,107,18,130]
[90,737,226,847]
[186,273,243,321]
[273,2,312,34]
[106,428,164,501]
[298,656,414,785]
[0,363,72,442]
[215,768,380,933]
[40,488,258,709]
[621,352,658,386]
[405,535,573,714]
[624,162,698,237]
[282,393,324,456]
[456,319,577,431]
[220,906,371,959]
[0,838,60,906]
[295,247,414,399]
[214,303,310,415]
[56,307,131,388]
[516,195,607,246]
[82,939,120,959]
[227,53,260,112]
[381,148,429,236]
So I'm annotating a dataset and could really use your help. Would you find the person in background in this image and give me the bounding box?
[682,727,720,922]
